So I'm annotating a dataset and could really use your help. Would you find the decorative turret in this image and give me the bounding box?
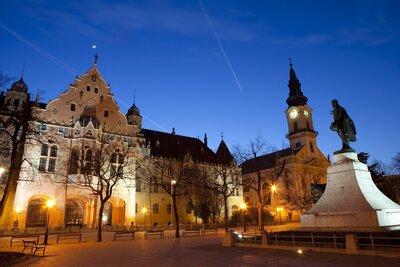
[10,77,28,94]
[126,100,142,128]
[216,139,235,165]
[286,59,308,107]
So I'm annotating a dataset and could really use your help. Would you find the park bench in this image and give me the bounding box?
[113,231,135,241]
[22,240,46,256]
[10,234,40,247]
[183,229,201,237]
[56,233,82,244]
[202,228,218,235]
[144,230,165,239]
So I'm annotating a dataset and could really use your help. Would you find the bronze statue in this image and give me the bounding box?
[330,99,356,152]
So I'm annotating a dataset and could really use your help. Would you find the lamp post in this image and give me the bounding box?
[270,184,277,221]
[44,199,55,245]
[240,203,247,232]
[170,180,176,226]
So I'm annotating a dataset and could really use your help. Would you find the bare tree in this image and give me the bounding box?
[139,153,197,238]
[234,134,285,231]
[0,99,34,220]
[0,71,15,90]
[70,133,137,242]
[200,163,241,231]
[391,153,400,175]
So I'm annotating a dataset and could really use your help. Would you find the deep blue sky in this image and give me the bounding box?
[0,0,399,165]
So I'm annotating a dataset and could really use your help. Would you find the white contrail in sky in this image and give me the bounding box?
[114,95,168,132]
[198,0,244,95]
[0,22,167,132]
[0,22,77,75]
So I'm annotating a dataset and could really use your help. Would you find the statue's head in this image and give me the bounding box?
[331,99,338,107]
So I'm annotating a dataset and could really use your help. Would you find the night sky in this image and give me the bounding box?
[0,0,399,165]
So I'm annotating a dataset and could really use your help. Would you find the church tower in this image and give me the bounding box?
[285,61,318,157]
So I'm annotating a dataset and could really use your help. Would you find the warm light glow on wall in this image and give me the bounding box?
[271,184,277,192]
[46,199,55,208]
[240,203,247,210]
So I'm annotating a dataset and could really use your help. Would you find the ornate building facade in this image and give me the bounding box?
[0,61,242,230]
[241,63,330,222]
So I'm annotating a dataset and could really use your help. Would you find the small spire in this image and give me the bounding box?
[133,89,136,105]
[172,127,176,135]
[21,63,26,79]
[289,57,292,67]
[221,131,224,140]
[94,54,99,65]
[204,133,208,146]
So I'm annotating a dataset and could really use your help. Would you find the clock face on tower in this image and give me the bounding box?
[289,109,298,119]
[304,110,309,117]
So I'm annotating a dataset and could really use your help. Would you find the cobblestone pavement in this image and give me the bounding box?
[1,229,399,267]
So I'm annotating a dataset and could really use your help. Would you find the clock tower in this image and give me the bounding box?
[285,61,318,157]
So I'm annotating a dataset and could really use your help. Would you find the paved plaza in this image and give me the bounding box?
[0,230,399,267]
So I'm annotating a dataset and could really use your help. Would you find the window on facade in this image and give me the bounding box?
[293,122,298,132]
[65,199,84,226]
[104,110,109,117]
[86,86,90,92]
[167,204,171,214]
[40,124,47,131]
[136,180,141,192]
[135,203,138,213]
[71,104,76,111]
[58,127,64,134]
[39,158,47,172]
[69,148,80,174]
[307,121,310,130]
[235,188,240,196]
[26,199,47,227]
[41,144,48,156]
[153,183,158,193]
[50,145,57,157]
[310,142,314,153]
[186,204,192,214]
[95,87,98,93]
[48,158,56,172]
[153,204,159,214]
[110,153,124,178]
[14,99,19,107]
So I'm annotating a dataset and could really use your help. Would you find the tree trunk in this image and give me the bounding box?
[257,204,264,231]
[172,195,179,238]
[97,202,104,242]
[223,196,228,232]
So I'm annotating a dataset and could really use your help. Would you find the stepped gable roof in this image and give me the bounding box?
[216,139,235,165]
[240,147,297,175]
[141,129,218,164]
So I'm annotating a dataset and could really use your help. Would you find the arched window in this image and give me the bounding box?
[167,204,171,214]
[26,199,47,227]
[48,146,57,172]
[104,110,109,117]
[41,144,48,156]
[153,204,159,214]
[50,145,57,157]
[69,147,80,174]
[86,85,90,92]
[65,199,84,226]
[293,122,298,132]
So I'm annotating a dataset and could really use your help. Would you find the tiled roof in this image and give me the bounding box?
[216,140,235,165]
[240,148,297,174]
[141,129,220,164]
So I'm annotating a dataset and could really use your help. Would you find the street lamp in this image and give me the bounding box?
[170,180,176,226]
[270,184,278,221]
[240,203,247,232]
[44,199,55,245]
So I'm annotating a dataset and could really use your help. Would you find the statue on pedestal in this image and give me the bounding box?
[330,99,356,153]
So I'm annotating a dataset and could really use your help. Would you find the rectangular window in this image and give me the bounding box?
[104,110,109,117]
[39,158,47,172]
[95,87,98,93]
[58,127,64,134]
[40,124,47,131]
[48,158,56,172]
[70,104,76,111]
[136,181,141,192]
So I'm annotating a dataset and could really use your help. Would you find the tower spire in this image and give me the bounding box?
[286,59,308,107]
[21,63,25,79]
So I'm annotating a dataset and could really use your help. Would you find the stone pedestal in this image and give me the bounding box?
[301,152,400,231]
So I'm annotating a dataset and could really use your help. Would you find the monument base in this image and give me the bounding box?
[301,152,400,231]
